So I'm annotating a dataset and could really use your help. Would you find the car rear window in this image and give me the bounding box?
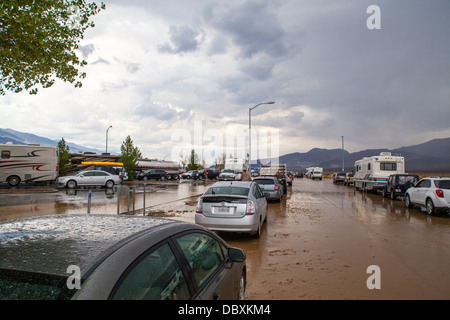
[254,179,276,185]
[202,196,248,204]
[0,269,74,300]
[204,187,249,196]
[434,180,450,189]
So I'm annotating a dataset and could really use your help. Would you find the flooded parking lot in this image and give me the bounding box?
[1,179,449,299]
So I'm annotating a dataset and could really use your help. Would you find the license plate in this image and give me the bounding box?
[264,193,270,197]
[217,207,230,213]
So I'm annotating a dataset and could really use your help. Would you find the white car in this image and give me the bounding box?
[56,170,121,189]
[405,177,450,215]
[219,169,236,181]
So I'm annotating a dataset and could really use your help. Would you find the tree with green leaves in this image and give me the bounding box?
[119,135,142,181]
[186,149,201,171]
[57,137,71,176]
[0,0,106,95]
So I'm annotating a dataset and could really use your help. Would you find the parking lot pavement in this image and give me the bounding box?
[1,178,449,299]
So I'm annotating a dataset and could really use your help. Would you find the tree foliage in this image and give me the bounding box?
[186,149,201,171]
[119,135,142,181]
[0,0,105,95]
[57,137,71,176]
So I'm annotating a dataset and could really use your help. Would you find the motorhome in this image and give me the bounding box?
[311,167,323,180]
[0,143,59,186]
[353,152,405,192]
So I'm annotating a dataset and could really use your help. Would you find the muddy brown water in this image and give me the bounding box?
[1,179,449,299]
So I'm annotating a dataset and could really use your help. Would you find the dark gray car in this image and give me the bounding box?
[0,214,246,300]
[253,177,283,202]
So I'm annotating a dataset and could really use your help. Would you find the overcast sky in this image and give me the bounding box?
[1,0,449,164]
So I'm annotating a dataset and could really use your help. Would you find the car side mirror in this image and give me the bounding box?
[228,247,246,263]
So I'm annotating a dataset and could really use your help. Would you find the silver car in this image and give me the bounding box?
[56,170,121,189]
[195,181,268,238]
[253,177,283,202]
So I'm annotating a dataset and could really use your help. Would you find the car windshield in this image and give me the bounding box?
[0,269,74,300]
[254,179,276,185]
[204,186,249,196]
[398,176,418,184]
[434,180,450,189]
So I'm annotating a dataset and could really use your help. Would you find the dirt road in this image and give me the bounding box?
[1,179,449,299]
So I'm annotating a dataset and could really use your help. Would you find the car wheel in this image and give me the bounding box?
[405,194,413,208]
[426,198,435,215]
[390,190,396,200]
[67,180,77,189]
[143,176,148,181]
[238,274,246,300]
[160,176,166,181]
[7,175,20,186]
[105,180,114,189]
[253,220,261,239]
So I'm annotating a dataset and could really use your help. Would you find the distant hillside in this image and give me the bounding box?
[0,128,103,154]
[278,138,450,173]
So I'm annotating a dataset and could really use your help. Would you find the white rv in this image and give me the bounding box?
[353,152,405,192]
[0,143,59,186]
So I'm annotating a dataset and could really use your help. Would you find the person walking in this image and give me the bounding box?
[241,169,251,181]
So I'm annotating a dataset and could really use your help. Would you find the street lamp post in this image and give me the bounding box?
[249,101,275,167]
[106,125,112,154]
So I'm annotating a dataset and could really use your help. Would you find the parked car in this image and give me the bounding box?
[344,172,354,186]
[195,181,268,238]
[136,169,168,181]
[333,172,346,184]
[218,169,236,181]
[56,170,121,189]
[253,177,283,202]
[286,171,294,186]
[0,214,246,300]
[405,177,450,215]
[199,169,221,180]
[382,174,419,200]
[181,170,200,180]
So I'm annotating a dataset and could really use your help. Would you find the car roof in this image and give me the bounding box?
[0,214,187,278]
[210,181,254,187]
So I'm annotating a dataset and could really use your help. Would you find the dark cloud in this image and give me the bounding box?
[158,25,203,54]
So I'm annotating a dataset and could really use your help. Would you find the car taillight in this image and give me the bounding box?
[195,198,203,213]
[56,165,59,172]
[274,184,279,191]
[246,199,256,215]
[436,189,444,198]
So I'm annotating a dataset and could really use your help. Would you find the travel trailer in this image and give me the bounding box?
[353,152,405,192]
[0,143,59,186]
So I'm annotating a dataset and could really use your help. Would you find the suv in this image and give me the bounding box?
[333,172,346,184]
[181,170,200,180]
[199,169,221,180]
[405,177,450,215]
[382,174,419,200]
[137,169,168,181]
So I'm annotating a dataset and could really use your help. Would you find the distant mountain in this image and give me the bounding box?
[0,128,103,154]
[278,138,450,173]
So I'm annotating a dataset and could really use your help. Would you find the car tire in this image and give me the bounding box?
[160,176,166,181]
[405,194,413,208]
[253,220,261,239]
[390,190,396,200]
[7,175,20,186]
[105,180,114,189]
[426,198,435,215]
[143,176,148,181]
[238,273,246,300]
[67,180,77,189]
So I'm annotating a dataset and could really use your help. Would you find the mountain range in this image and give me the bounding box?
[0,128,102,154]
[1,128,449,173]
[276,138,450,173]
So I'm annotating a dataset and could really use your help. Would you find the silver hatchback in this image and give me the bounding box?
[195,181,268,238]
